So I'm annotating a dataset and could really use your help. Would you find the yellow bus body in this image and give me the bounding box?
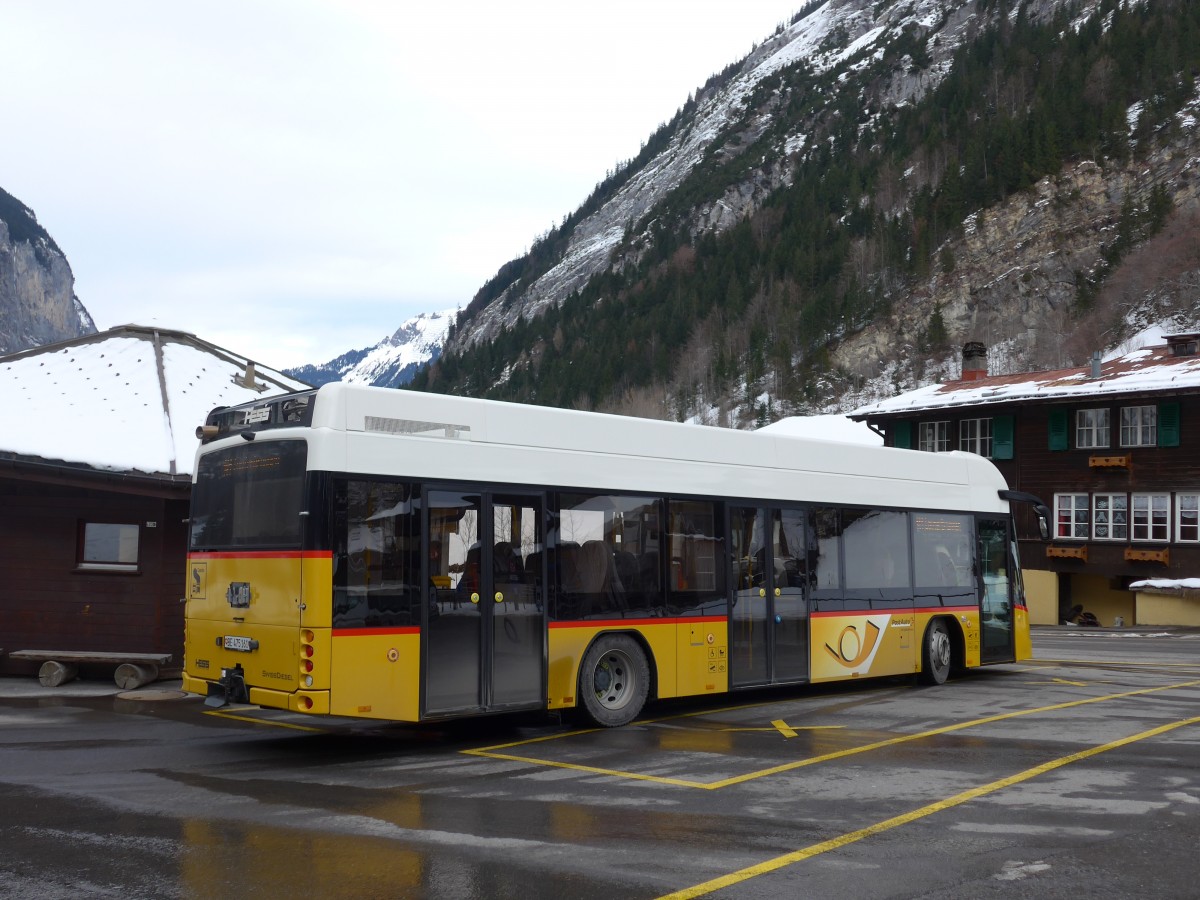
[185,549,1028,720]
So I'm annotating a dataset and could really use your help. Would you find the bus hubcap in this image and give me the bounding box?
[594,652,630,708]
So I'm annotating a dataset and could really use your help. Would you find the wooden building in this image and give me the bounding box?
[850,335,1200,627]
[0,326,306,676]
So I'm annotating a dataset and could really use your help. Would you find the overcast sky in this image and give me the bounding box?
[3,1,800,368]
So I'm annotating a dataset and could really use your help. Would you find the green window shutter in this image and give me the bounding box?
[892,420,912,449]
[1158,401,1180,447]
[1048,408,1069,451]
[992,415,1014,459]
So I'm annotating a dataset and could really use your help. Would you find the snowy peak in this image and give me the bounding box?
[286,308,455,389]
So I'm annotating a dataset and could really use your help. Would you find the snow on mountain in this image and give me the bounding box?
[286,308,455,389]
[450,0,1083,350]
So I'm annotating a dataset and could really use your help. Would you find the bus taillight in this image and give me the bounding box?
[300,630,316,686]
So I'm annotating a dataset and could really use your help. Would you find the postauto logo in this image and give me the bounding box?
[820,615,891,675]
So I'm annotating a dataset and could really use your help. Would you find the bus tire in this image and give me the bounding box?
[920,619,952,686]
[579,634,650,727]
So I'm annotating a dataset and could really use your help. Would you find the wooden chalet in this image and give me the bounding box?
[851,335,1200,627]
[0,325,306,679]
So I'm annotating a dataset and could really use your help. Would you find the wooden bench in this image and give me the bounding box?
[8,651,173,689]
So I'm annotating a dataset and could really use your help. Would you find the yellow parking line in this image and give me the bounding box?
[704,679,1199,790]
[771,719,798,738]
[1034,658,1200,668]
[659,713,1200,899]
[460,748,708,788]
[203,708,326,732]
[463,680,1200,789]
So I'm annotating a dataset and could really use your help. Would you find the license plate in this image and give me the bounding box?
[223,635,254,652]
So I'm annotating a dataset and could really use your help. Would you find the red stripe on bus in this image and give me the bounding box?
[187,550,333,560]
[333,627,420,637]
[811,605,979,619]
[549,616,724,629]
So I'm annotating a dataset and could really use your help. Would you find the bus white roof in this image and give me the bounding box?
[252,384,1012,515]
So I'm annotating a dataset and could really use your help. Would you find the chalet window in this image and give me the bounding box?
[78,522,140,572]
[959,418,992,457]
[1177,494,1200,543]
[1119,406,1156,447]
[1054,494,1089,540]
[918,421,950,452]
[1076,408,1110,448]
[1131,493,1170,542]
[1092,494,1128,541]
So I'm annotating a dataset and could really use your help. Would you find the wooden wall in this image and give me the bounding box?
[0,476,188,672]
[883,392,1200,584]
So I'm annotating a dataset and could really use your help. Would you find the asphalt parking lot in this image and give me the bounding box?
[1,627,1198,899]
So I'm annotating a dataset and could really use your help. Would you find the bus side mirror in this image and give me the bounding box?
[1037,514,1050,541]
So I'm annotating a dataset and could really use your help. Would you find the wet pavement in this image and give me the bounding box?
[1,627,1198,898]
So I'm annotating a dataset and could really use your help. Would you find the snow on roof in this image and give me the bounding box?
[1130,578,1200,592]
[851,342,1200,418]
[0,325,308,477]
[757,414,882,445]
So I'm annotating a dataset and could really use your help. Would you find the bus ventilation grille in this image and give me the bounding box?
[364,416,471,441]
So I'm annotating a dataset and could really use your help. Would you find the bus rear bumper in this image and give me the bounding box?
[182,672,329,715]
[250,685,330,715]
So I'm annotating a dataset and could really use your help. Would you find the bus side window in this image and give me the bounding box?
[842,509,911,606]
[808,507,843,611]
[554,493,661,619]
[911,513,974,606]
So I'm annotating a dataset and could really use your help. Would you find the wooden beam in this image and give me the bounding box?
[1046,545,1088,561]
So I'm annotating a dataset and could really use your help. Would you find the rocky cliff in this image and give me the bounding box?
[0,187,95,356]
[830,104,1200,411]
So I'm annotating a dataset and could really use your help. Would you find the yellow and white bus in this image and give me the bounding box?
[182,384,1047,727]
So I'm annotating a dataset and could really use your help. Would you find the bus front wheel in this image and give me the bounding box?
[920,620,952,685]
[579,634,650,727]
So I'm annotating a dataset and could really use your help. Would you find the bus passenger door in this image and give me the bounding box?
[772,508,809,683]
[424,489,545,717]
[978,518,1016,664]
[489,493,545,708]
[729,506,809,687]
[731,507,769,686]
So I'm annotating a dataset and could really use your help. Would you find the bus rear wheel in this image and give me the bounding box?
[579,634,649,727]
[920,619,952,685]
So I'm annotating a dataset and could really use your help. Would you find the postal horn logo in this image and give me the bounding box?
[824,620,882,668]
[189,562,207,599]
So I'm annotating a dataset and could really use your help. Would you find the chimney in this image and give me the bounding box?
[961,342,988,381]
[240,361,258,388]
[1090,351,1102,379]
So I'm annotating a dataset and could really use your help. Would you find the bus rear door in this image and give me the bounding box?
[729,506,810,687]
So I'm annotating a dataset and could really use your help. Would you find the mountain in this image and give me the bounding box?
[0,187,96,355]
[407,0,1200,425]
[285,309,455,388]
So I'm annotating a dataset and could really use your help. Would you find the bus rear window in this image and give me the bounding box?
[190,441,308,550]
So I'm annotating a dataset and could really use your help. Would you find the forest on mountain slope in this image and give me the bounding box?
[413,0,1200,422]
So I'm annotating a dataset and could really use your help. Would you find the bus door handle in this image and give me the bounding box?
[494,592,504,603]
